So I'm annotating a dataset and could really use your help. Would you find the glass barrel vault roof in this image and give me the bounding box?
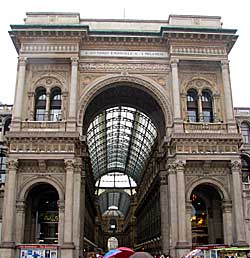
[86,106,157,183]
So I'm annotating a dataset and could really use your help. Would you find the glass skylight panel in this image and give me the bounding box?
[87,106,157,184]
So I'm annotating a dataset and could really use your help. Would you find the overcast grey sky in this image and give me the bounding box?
[1,0,249,107]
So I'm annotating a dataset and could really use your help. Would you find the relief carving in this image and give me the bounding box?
[6,159,18,170]
[78,75,173,127]
[64,159,75,170]
[231,160,241,171]
[79,62,169,74]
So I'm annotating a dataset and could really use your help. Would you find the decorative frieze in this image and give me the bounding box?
[184,122,228,133]
[21,43,78,53]
[31,64,70,72]
[172,139,239,155]
[21,121,66,130]
[171,46,226,56]
[79,62,170,74]
[10,141,75,154]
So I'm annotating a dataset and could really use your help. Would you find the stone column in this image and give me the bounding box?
[12,57,27,130]
[58,200,65,246]
[176,160,190,257]
[61,159,75,258]
[28,92,35,120]
[45,90,51,121]
[73,159,83,258]
[186,201,193,245]
[67,57,79,131]
[170,59,183,132]
[198,93,203,122]
[15,200,26,244]
[222,200,233,245]
[167,161,178,258]
[1,159,18,256]
[230,160,248,246]
[221,60,234,123]
[160,170,169,255]
[212,93,219,122]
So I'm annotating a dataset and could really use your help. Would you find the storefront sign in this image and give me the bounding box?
[17,244,58,258]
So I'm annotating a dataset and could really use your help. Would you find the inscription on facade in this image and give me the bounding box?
[80,50,168,58]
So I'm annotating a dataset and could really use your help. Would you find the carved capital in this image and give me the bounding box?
[167,162,176,174]
[7,159,18,170]
[64,159,75,170]
[57,200,65,211]
[170,58,179,67]
[221,60,230,70]
[175,160,186,171]
[222,201,232,213]
[18,56,27,66]
[16,201,26,213]
[231,160,241,171]
[71,57,79,65]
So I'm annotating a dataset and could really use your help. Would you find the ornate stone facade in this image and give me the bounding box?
[0,12,249,258]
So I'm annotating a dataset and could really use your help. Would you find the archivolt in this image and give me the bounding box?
[186,177,230,202]
[30,72,67,92]
[77,74,173,128]
[17,176,64,202]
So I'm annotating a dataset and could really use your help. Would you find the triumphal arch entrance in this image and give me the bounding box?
[0,12,248,258]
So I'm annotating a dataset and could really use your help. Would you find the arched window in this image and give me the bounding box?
[187,89,198,122]
[49,88,62,121]
[0,154,6,183]
[34,87,46,121]
[241,157,250,183]
[241,122,250,144]
[202,90,213,122]
[3,117,11,135]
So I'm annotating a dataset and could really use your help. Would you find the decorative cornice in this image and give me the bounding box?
[171,46,226,56]
[21,43,79,54]
[79,62,169,74]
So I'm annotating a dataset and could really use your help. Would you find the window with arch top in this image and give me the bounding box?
[49,87,62,121]
[241,156,250,183]
[241,122,250,144]
[34,87,46,121]
[201,90,213,122]
[186,89,198,122]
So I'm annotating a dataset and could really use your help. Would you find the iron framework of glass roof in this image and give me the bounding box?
[86,106,157,184]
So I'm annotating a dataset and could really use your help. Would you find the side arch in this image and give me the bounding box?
[181,76,218,95]
[77,74,173,130]
[18,176,64,202]
[186,177,231,202]
[30,72,68,93]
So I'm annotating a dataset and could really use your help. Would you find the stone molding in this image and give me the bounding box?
[21,43,78,53]
[171,46,226,56]
[185,176,231,202]
[9,140,75,154]
[79,62,170,74]
[31,64,70,72]
[78,74,173,127]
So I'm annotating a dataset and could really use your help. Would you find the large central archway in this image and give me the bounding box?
[78,75,172,137]
[81,78,168,251]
